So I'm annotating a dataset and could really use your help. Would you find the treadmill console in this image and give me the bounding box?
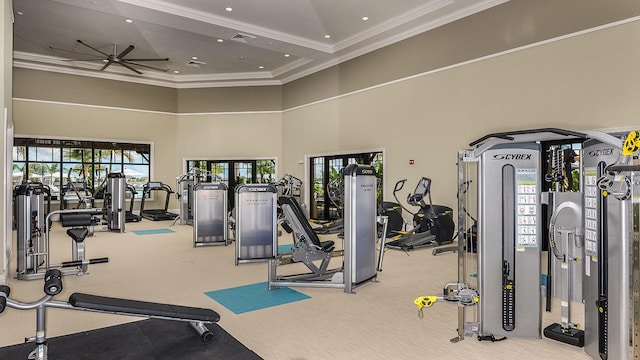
[147,181,163,189]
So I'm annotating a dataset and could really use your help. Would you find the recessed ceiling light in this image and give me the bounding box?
[16,11,23,16]
[191,56,198,60]
[225,7,233,12]
[239,56,245,60]
[173,70,180,74]
[361,16,369,21]
[102,59,109,63]
[258,65,264,69]
[284,54,290,58]
[324,34,331,39]
[217,39,224,43]
[125,18,134,24]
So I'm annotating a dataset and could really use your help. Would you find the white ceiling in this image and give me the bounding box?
[12,0,508,88]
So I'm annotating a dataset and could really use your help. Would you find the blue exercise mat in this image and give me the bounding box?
[277,244,293,254]
[205,282,310,314]
[132,228,175,235]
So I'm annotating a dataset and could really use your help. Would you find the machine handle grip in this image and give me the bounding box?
[90,257,109,265]
[393,179,407,192]
[60,257,109,268]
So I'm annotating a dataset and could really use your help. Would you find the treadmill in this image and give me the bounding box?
[139,181,178,221]
[125,184,142,223]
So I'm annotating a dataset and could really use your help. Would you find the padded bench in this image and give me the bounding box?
[69,293,220,323]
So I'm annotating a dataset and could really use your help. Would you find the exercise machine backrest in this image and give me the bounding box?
[279,196,333,252]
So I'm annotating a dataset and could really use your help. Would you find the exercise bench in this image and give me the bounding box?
[0,269,220,360]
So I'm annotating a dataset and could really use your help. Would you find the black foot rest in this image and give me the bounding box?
[69,293,220,323]
[320,240,335,252]
[67,228,89,243]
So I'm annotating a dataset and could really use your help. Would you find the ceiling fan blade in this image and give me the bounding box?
[124,61,169,72]
[48,45,100,57]
[100,61,113,71]
[117,45,135,59]
[118,62,143,75]
[64,58,107,62]
[122,58,169,62]
[76,40,110,57]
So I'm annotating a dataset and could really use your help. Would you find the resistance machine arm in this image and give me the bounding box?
[414,282,479,319]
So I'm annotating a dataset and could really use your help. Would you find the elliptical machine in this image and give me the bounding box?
[384,177,455,251]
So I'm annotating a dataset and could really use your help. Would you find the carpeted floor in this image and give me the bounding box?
[0,318,262,360]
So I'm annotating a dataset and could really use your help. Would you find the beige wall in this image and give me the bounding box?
[282,0,640,108]
[282,100,341,181]
[176,87,282,113]
[281,19,640,211]
[175,112,282,174]
[12,100,179,210]
[12,18,640,213]
[11,100,284,210]
[13,68,178,113]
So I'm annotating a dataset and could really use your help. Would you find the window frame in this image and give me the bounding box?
[12,135,153,202]
[305,148,385,221]
[183,157,277,210]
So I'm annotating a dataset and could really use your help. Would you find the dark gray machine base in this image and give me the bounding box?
[543,323,584,347]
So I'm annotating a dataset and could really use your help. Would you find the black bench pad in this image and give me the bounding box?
[60,213,100,227]
[68,293,220,323]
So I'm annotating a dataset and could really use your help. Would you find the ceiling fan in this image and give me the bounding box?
[58,40,170,75]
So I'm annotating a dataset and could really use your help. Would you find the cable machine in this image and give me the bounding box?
[103,172,126,233]
[414,128,639,360]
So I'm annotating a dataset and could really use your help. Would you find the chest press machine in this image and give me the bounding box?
[268,164,379,293]
[0,269,220,360]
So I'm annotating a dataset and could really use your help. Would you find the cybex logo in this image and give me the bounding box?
[361,169,374,174]
[247,187,267,192]
[492,154,532,160]
[587,148,614,157]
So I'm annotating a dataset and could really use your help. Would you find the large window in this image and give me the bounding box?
[185,159,276,210]
[309,151,383,221]
[13,137,151,200]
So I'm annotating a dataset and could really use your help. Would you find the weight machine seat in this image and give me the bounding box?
[68,293,220,323]
[278,196,334,252]
[66,228,89,243]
